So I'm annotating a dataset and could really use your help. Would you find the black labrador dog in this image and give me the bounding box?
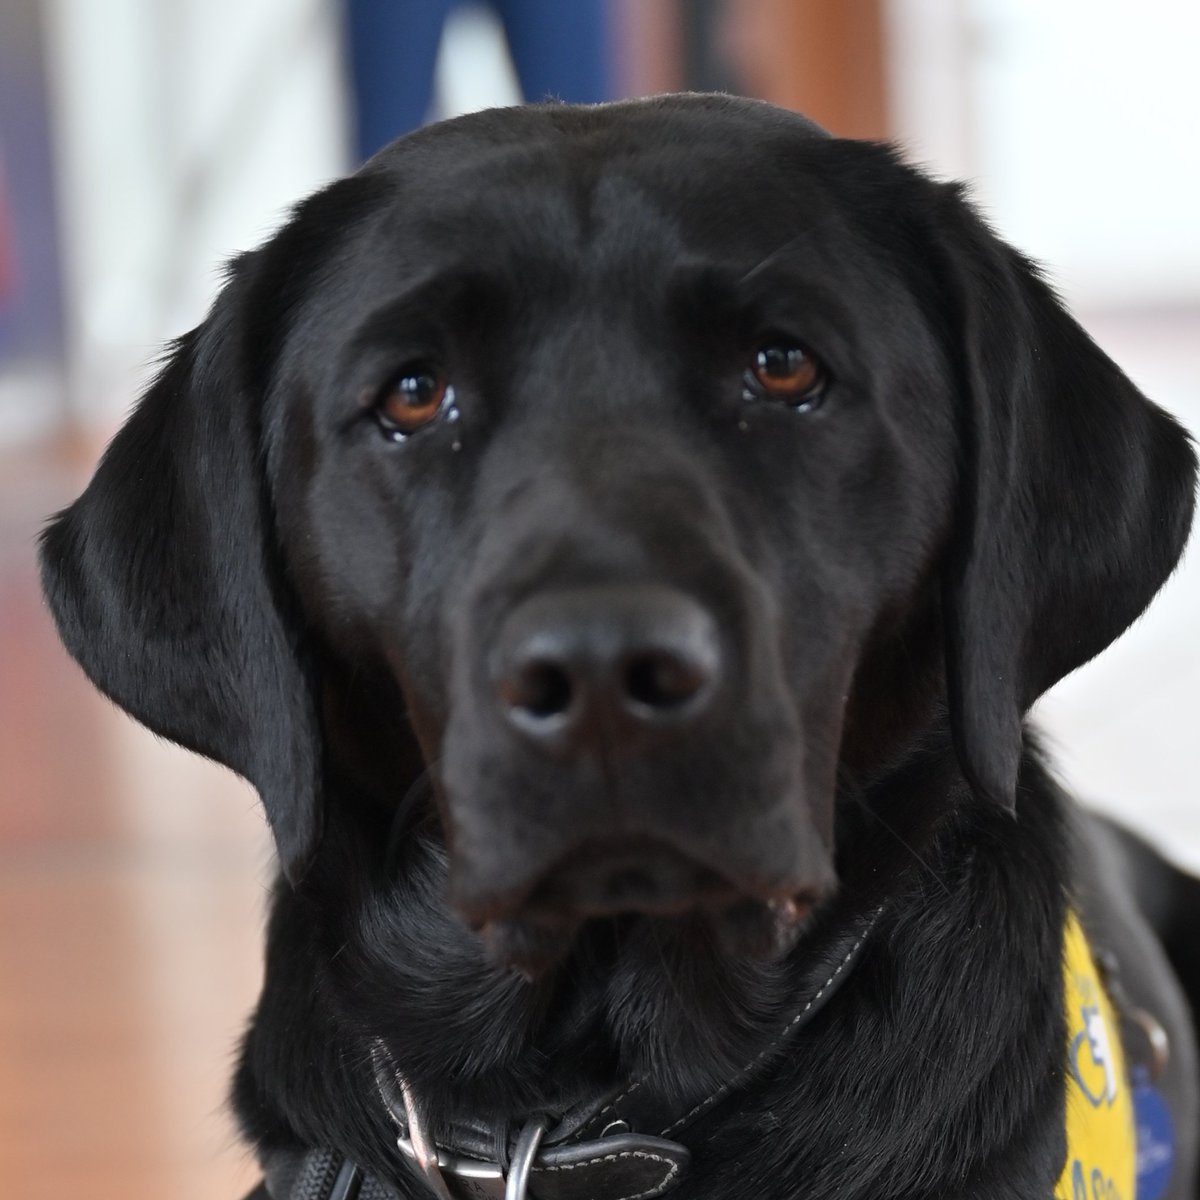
[40,95,1200,1200]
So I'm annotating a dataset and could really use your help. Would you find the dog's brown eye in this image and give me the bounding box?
[748,343,825,407]
[376,367,450,437]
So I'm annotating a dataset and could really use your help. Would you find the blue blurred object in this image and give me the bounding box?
[1133,1068,1176,1200]
[345,0,615,161]
[0,0,63,366]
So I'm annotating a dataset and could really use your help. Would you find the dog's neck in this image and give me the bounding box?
[379,898,880,1143]
[235,738,1070,1199]
[252,901,882,1200]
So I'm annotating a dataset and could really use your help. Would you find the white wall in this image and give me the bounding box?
[890,0,1200,310]
[43,0,348,426]
[888,0,1200,865]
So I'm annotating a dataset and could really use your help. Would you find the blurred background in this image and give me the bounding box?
[1,1,1197,1196]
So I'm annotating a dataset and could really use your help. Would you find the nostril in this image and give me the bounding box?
[501,660,573,720]
[624,650,710,713]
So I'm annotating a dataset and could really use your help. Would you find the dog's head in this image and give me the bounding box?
[41,97,1195,975]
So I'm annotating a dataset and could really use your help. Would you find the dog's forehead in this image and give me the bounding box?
[359,100,850,279]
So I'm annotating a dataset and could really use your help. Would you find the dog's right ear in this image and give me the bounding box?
[922,181,1197,811]
[39,262,322,880]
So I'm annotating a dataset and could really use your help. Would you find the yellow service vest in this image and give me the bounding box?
[1055,911,1136,1200]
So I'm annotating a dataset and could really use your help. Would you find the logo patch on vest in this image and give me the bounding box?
[1054,912,1174,1200]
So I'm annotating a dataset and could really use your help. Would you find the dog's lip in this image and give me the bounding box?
[520,837,740,919]
[455,835,817,928]
[455,835,827,976]
[479,887,822,978]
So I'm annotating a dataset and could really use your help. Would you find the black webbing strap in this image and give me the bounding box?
[255,1147,395,1200]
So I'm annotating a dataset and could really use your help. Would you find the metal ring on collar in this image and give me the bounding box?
[505,1116,550,1200]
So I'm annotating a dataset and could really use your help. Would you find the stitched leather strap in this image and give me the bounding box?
[567,911,877,1144]
[260,1137,686,1200]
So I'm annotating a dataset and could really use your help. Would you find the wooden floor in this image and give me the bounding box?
[0,441,268,1198]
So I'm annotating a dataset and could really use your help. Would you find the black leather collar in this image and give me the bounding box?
[257,907,880,1200]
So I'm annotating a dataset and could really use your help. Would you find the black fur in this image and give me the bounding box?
[39,96,1199,1199]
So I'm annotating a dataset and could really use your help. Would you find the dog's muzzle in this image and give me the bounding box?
[436,580,836,973]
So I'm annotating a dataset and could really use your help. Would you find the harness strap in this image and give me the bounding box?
[258,1148,385,1200]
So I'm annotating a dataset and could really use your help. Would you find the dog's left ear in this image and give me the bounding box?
[928,182,1196,809]
[38,259,323,879]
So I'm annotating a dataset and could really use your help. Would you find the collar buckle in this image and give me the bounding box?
[397,1115,548,1200]
[396,1134,503,1200]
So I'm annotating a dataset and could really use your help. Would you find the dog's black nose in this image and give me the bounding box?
[493,585,721,751]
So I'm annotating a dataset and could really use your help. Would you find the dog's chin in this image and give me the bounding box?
[481,894,816,979]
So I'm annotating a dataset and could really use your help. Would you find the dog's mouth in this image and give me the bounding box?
[457,836,824,976]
